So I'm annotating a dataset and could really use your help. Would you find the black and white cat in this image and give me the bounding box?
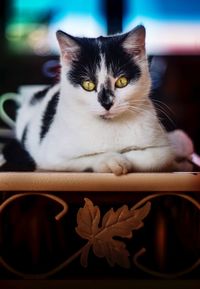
[14,25,177,174]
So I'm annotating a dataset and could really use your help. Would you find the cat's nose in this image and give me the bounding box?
[98,87,114,111]
[102,101,113,111]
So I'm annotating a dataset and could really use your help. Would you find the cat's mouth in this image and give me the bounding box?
[100,112,118,120]
[100,115,112,120]
[98,105,128,120]
[100,111,119,120]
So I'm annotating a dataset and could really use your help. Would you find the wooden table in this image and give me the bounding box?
[0,172,200,289]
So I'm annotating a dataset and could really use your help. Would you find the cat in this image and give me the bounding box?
[12,25,178,174]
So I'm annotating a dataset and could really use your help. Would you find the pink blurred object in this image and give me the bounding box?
[168,130,194,158]
[168,129,200,169]
[191,153,200,167]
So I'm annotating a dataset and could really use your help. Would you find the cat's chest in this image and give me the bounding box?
[48,115,151,156]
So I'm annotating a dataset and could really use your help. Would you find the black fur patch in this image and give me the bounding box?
[0,140,36,172]
[100,36,141,81]
[40,91,59,141]
[68,38,101,86]
[30,86,51,105]
[67,35,140,87]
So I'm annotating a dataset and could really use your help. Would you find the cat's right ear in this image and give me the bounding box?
[56,30,80,63]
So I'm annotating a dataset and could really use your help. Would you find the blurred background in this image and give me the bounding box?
[0,0,200,153]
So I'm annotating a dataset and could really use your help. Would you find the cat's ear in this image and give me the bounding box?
[122,25,146,59]
[56,30,80,63]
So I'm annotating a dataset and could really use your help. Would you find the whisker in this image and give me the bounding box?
[128,107,167,133]
[151,103,176,127]
[151,99,175,116]
[128,100,176,128]
[128,106,155,117]
[90,99,175,128]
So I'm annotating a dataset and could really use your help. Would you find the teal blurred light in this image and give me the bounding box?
[7,0,106,54]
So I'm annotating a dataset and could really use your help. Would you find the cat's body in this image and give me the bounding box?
[15,26,175,174]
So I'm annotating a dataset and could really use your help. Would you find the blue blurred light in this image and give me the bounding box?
[124,0,200,28]
[123,0,200,54]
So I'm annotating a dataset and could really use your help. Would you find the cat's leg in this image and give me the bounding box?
[44,152,133,175]
[92,152,133,175]
[93,148,192,173]
[122,146,177,172]
[92,148,192,173]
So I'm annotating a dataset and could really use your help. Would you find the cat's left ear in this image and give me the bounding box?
[122,25,146,59]
[56,30,80,63]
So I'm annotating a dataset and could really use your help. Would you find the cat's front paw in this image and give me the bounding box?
[94,152,132,175]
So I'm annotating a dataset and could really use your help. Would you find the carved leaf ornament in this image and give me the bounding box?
[76,198,151,268]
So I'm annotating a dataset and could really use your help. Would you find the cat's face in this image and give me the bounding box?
[57,25,151,119]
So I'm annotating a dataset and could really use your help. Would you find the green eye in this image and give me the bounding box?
[115,76,129,88]
[82,80,96,91]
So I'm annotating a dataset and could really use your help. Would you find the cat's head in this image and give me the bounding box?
[57,25,151,119]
